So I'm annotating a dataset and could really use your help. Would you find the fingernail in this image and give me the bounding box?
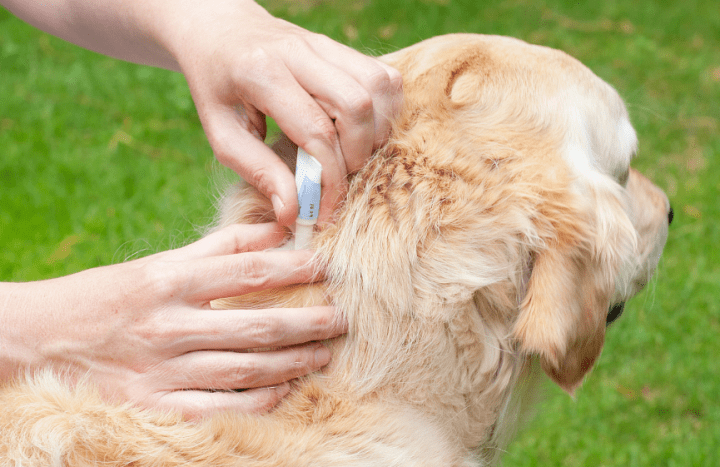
[315,345,331,367]
[271,194,285,220]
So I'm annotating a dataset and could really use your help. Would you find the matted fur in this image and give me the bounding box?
[0,34,670,466]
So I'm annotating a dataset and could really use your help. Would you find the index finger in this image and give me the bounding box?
[202,104,301,226]
[173,223,286,261]
[250,67,349,225]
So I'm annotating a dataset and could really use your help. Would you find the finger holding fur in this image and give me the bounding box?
[304,37,404,156]
[168,306,345,354]
[153,383,292,420]
[185,249,322,303]
[204,104,300,226]
[155,345,330,392]
[286,50,374,173]
[174,223,286,260]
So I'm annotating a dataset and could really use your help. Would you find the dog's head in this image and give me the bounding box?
[214,34,671,399]
[375,34,671,394]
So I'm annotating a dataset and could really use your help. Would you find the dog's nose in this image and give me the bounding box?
[668,206,674,225]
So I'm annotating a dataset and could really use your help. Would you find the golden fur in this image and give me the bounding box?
[0,34,670,466]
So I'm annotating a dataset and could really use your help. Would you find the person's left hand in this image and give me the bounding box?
[0,223,346,419]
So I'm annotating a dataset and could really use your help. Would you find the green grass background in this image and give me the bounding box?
[1,0,718,464]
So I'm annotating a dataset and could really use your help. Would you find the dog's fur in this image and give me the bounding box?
[0,34,670,466]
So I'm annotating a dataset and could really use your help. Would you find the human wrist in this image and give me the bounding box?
[156,0,274,75]
[0,282,42,382]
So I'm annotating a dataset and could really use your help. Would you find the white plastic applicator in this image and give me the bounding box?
[294,148,322,250]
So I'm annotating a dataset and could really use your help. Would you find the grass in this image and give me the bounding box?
[1,0,718,464]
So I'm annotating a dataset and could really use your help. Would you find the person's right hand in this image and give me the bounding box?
[0,223,345,419]
[163,0,404,225]
[1,0,403,225]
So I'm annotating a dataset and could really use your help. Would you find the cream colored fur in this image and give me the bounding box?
[0,34,670,466]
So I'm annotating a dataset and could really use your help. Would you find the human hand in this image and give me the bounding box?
[162,0,403,225]
[0,223,345,419]
[2,0,402,224]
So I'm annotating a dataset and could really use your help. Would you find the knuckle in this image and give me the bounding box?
[386,67,404,91]
[311,308,337,337]
[138,261,182,300]
[241,47,277,79]
[247,165,276,197]
[247,388,284,413]
[246,313,286,347]
[279,34,311,59]
[338,88,373,120]
[205,125,236,166]
[366,66,392,92]
[129,318,181,355]
[181,405,205,421]
[132,321,168,348]
[308,31,333,48]
[235,253,273,290]
[219,224,247,254]
[232,358,261,387]
[306,115,338,146]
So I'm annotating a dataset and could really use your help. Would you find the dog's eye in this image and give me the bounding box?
[617,168,630,186]
[606,302,626,326]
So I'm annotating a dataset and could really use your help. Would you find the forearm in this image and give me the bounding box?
[0,0,269,72]
[0,282,41,382]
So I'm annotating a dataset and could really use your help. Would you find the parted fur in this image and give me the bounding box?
[0,34,670,466]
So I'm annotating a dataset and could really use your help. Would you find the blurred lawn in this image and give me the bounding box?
[1,0,718,465]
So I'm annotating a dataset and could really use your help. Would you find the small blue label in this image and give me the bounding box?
[298,175,321,221]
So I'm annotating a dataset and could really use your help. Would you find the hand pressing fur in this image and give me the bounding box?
[0,223,346,419]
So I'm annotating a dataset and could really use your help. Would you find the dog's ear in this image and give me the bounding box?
[512,236,615,394]
[512,181,638,394]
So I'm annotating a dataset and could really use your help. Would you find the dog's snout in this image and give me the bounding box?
[668,206,674,225]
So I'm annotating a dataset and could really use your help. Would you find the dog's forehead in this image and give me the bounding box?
[381,34,587,88]
[382,34,637,183]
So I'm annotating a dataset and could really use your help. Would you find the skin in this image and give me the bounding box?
[2,0,403,225]
[0,0,402,418]
[1,224,345,418]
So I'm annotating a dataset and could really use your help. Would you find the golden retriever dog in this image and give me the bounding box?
[0,34,671,466]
